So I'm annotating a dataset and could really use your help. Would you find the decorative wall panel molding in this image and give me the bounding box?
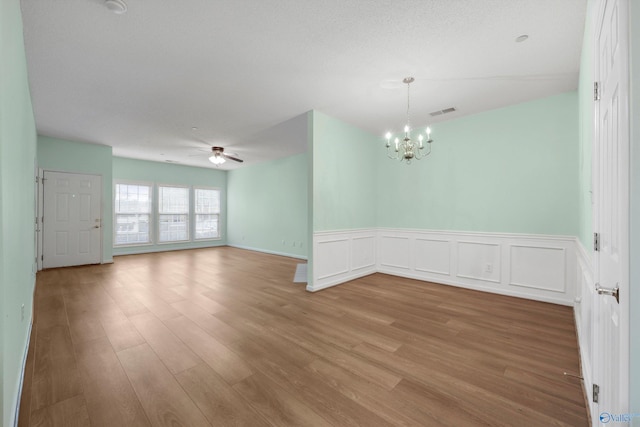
[414,238,450,275]
[456,241,501,283]
[375,228,577,305]
[308,229,376,292]
[312,228,578,305]
[509,245,566,292]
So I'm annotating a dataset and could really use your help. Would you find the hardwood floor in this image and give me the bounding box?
[19,247,588,426]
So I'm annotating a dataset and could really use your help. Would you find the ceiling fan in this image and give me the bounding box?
[207,146,243,165]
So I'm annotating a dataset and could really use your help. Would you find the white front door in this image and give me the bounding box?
[592,0,629,423]
[43,171,102,268]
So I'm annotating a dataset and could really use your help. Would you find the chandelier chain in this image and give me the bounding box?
[406,80,411,130]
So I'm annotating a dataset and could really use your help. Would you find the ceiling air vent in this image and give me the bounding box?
[429,107,457,117]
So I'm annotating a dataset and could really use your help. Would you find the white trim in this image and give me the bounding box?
[12,320,33,427]
[309,229,377,291]
[36,168,44,271]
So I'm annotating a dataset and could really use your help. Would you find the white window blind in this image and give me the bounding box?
[194,188,221,240]
[114,183,152,245]
[158,186,189,242]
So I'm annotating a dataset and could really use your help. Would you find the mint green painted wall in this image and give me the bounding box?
[227,153,308,258]
[578,0,595,252]
[37,136,114,262]
[376,92,579,236]
[629,0,640,418]
[112,156,227,255]
[312,111,378,231]
[307,112,315,282]
[0,0,38,425]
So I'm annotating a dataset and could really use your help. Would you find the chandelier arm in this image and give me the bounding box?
[386,146,399,160]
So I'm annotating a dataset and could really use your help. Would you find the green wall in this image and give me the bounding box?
[578,1,595,252]
[112,156,227,255]
[312,111,378,232]
[37,136,114,262]
[376,92,579,236]
[0,0,38,425]
[227,153,308,258]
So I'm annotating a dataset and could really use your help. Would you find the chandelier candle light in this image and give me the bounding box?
[385,77,433,163]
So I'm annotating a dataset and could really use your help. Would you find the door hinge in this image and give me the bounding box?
[593,384,600,403]
[41,254,43,261]
[594,232,600,252]
[594,82,600,101]
[35,176,39,184]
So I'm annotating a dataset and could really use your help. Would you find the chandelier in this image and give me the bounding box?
[385,77,433,163]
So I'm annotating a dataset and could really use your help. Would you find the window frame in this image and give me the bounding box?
[113,180,154,247]
[193,186,222,241]
[157,184,191,244]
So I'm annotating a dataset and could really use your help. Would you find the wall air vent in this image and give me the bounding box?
[429,107,457,117]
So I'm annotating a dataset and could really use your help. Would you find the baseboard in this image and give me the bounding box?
[113,241,227,257]
[378,268,575,305]
[227,244,308,260]
[12,319,33,427]
[306,270,375,292]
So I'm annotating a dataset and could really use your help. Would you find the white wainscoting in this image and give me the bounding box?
[574,239,595,418]
[308,229,377,292]
[377,228,577,305]
[311,228,578,305]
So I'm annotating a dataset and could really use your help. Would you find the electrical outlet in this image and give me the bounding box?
[21,304,25,322]
[484,263,493,273]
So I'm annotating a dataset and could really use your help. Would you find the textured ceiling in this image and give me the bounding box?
[20,0,586,170]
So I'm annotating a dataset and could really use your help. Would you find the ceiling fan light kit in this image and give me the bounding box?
[385,77,434,164]
[208,146,243,166]
[209,154,226,165]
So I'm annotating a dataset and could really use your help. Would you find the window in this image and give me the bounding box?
[158,186,189,242]
[194,188,221,240]
[114,183,152,245]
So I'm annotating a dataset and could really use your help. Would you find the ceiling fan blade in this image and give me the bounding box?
[222,153,244,163]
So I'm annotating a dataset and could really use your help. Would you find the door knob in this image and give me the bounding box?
[595,283,619,303]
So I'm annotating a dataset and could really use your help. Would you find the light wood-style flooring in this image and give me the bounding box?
[19,247,588,426]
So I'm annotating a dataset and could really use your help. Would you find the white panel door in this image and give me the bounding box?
[43,171,102,268]
[593,0,629,423]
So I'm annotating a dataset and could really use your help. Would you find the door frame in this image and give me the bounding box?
[39,169,104,268]
[36,168,43,271]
